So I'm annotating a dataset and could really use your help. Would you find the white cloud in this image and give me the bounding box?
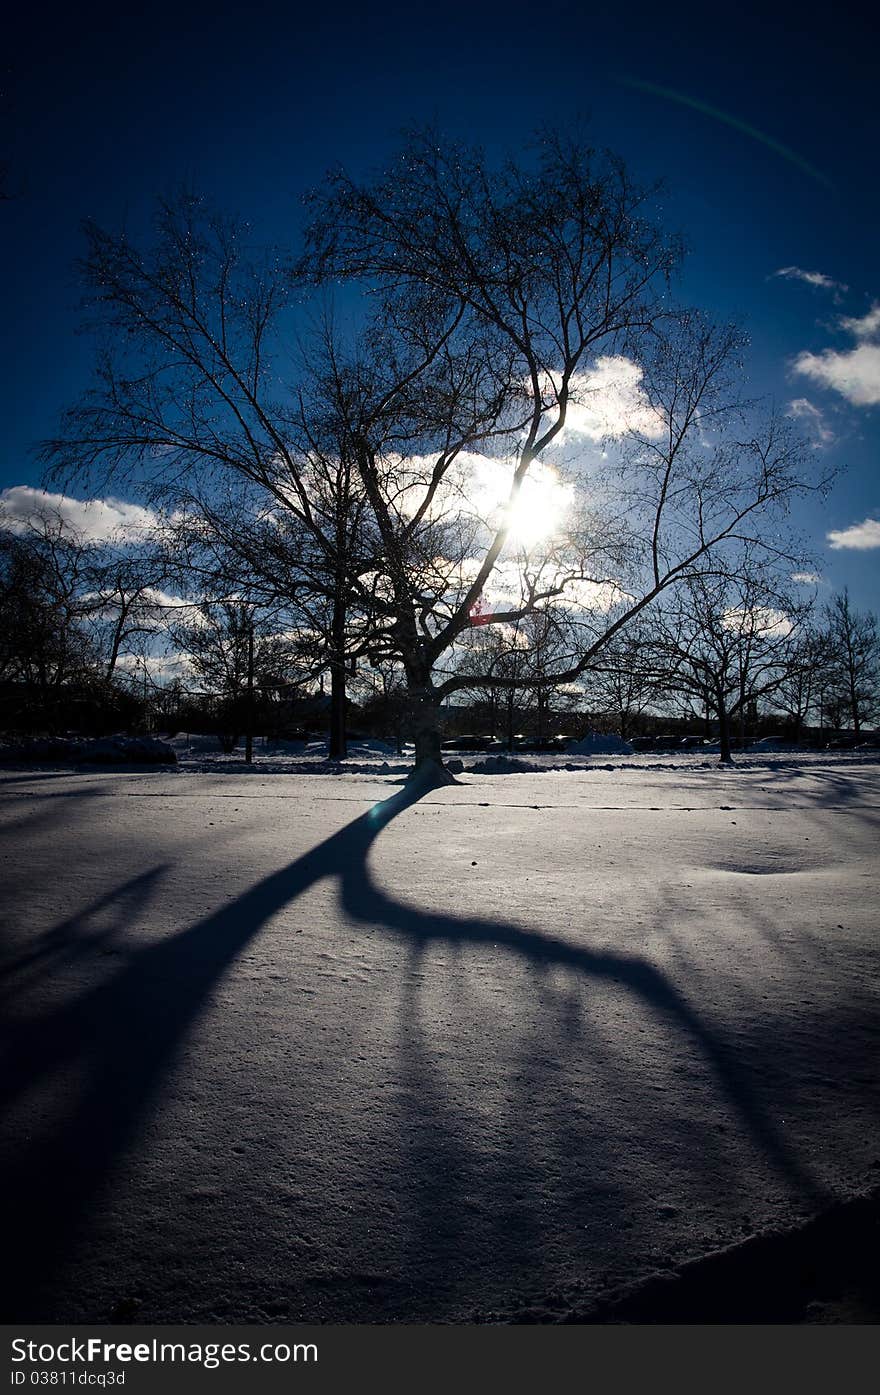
[722,606,793,638]
[791,571,822,584]
[772,266,847,295]
[552,357,665,441]
[140,589,194,610]
[792,294,880,407]
[787,397,834,445]
[115,651,193,681]
[826,518,880,550]
[476,560,624,616]
[0,486,158,544]
[839,303,880,340]
[793,343,880,406]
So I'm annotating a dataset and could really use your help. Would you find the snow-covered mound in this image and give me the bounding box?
[467,754,544,773]
[567,732,634,755]
[168,734,399,758]
[0,735,176,765]
[167,732,228,753]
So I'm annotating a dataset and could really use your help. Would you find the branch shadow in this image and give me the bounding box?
[0,868,170,997]
[0,773,832,1320]
[0,780,428,1318]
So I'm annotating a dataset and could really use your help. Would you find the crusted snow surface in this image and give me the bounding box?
[0,759,878,1323]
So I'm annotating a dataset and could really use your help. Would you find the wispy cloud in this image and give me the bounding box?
[826,518,880,550]
[772,266,847,296]
[0,485,158,544]
[791,571,822,584]
[83,587,196,617]
[839,303,880,340]
[787,397,834,445]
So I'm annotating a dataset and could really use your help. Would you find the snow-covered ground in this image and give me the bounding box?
[1,757,878,1322]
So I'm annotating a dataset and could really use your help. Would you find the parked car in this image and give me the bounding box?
[440,734,495,751]
[651,734,683,751]
[513,736,573,753]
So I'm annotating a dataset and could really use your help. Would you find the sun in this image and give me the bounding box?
[505,474,572,548]
[466,456,573,549]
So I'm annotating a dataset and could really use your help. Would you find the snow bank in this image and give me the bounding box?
[466,754,544,774]
[0,735,176,765]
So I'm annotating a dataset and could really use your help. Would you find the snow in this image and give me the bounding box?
[0,757,878,1323]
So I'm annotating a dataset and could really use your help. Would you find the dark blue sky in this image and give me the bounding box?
[4,0,878,607]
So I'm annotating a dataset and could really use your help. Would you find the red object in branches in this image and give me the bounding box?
[469,595,492,626]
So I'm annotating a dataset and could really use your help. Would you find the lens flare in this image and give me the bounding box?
[619,76,833,190]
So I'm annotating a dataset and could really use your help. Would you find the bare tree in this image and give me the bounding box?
[641,553,813,763]
[297,130,688,776]
[0,517,97,724]
[453,621,532,748]
[821,589,880,736]
[42,134,822,783]
[40,196,387,760]
[300,136,825,779]
[767,624,833,742]
[77,555,168,686]
[580,621,660,740]
[168,598,310,753]
[0,502,170,732]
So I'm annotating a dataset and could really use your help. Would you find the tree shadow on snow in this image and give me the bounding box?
[0,772,834,1320]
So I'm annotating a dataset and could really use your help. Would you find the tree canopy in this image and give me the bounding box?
[40,130,827,777]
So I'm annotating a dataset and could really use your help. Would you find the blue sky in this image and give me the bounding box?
[3,0,878,609]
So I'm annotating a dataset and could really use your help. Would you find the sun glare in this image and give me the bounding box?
[467,458,573,549]
[505,478,570,547]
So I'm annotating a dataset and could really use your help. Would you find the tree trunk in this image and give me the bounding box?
[244,621,255,764]
[328,662,347,759]
[408,678,458,786]
[718,705,734,765]
[328,591,348,760]
[849,669,861,735]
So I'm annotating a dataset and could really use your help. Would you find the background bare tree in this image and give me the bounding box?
[580,620,660,740]
[640,551,813,762]
[766,625,833,743]
[168,598,310,754]
[820,589,880,736]
[0,504,167,731]
[39,196,388,759]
